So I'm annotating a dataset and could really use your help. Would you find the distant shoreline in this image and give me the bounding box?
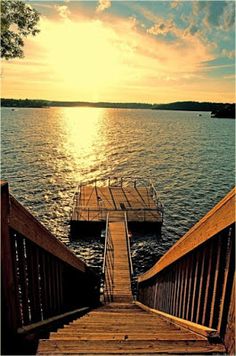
[1,98,235,118]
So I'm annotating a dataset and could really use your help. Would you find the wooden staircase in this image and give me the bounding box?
[37,302,225,354]
[37,215,226,355]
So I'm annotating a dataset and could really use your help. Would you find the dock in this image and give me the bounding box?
[70,177,163,236]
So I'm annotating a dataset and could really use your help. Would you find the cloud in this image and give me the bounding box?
[192,1,235,30]
[4,9,234,103]
[55,5,71,19]
[147,19,174,36]
[223,1,235,30]
[96,0,111,13]
[222,49,235,59]
[170,1,181,9]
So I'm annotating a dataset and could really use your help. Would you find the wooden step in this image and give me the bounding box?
[49,332,206,341]
[37,339,225,354]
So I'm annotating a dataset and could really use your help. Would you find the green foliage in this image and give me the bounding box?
[1,0,40,60]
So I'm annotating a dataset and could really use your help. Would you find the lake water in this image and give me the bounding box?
[1,107,235,276]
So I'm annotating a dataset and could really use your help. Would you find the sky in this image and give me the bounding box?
[1,0,235,103]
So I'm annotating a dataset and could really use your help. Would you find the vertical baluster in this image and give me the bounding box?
[167,271,172,314]
[174,262,181,317]
[217,230,233,332]
[58,264,64,313]
[46,253,54,317]
[164,273,169,313]
[52,257,58,314]
[190,250,200,322]
[152,283,156,308]
[165,275,169,313]
[185,254,194,320]
[171,264,178,315]
[39,251,50,319]
[159,277,164,311]
[209,236,222,328]
[178,259,186,317]
[54,259,60,314]
[161,277,165,311]
[16,237,30,325]
[202,243,213,325]
[153,280,158,309]
[181,256,190,319]
[169,269,175,314]
[25,240,41,322]
[196,249,207,324]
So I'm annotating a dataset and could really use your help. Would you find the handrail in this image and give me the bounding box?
[102,213,114,302]
[77,176,160,189]
[102,213,110,274]
[17,306,89,335]
[74,206,161,212]
[9,195,86,272]
[138,187,235,283]
[1,181,100,355]
[125,212,133,276]
[137,188,235,352]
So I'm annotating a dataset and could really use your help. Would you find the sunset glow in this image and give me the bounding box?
[2,1,235,103]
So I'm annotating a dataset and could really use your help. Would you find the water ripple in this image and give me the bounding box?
[1,107,234,277]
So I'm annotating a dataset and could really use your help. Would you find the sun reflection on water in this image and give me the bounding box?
[61,107,105,180]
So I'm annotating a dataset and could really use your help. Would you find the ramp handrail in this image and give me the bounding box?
[125,212,133,277]
[102,213,114,303]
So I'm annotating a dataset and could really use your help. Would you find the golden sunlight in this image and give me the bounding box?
[61,107,104,167]
[42,19,124,95]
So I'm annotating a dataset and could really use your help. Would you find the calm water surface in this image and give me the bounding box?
[1,107,235,276]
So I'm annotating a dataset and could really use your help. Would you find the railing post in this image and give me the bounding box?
[1,182,19,354]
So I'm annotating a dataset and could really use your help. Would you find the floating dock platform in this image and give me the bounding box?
[70,177,163,237]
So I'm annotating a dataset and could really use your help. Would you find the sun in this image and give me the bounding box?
[40,18,124,96]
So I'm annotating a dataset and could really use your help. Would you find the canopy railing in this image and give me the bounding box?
[137,188,235,353]
[1,181,100,355]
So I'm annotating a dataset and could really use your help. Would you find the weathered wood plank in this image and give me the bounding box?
[106,219,133,303]
[37,339,225,354]
[72,184,162,224]
[135,301,220,339]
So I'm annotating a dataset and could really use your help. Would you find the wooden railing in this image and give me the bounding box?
[74,207,163,223]
[102,214,114,303]
[137,188,235,353]
[1,182,100,354]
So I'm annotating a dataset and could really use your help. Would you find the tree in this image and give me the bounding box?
[1,0,40,60]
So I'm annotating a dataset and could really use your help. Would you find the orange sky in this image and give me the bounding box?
[1,1,235,103]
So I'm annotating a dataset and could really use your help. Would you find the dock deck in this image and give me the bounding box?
[70,177,163,235]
